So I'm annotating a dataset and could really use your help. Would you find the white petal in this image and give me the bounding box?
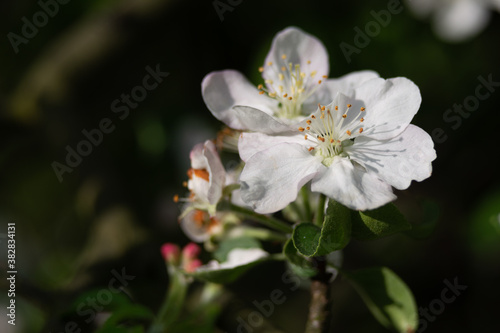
[190,142,206,169]
[304,70,380,110]
[232,106,293,134]
[179,208,212,242]
[202,70,278,130]
[240,143,323,214]
[238,132,307,162]
[346,124,436,190]
[311,156,396,211]
[197,248,268,271]
[263,27,329,88]
[203,140,226,205]
[433,0,490,42]
[353,77,422,140]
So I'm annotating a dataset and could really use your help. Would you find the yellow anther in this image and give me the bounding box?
[307,60,311,64]
[330,138,334,143]
[318,80,322,84]
[257,84,263,89]
[308,147,314,151]
[347,104,352,108]
[281,66,286,71]
[304,135,308,140]
[360,117,364,122]
[283,93,288,98]
[335,106,339,111]
[259,91,265,95]
[306,126,310,130]
[318,137,325,142]
[282,54,287,59]
[299,127,305,132]
[265,79,273,84]
[278,85,284,92]
[321,106,326,111]
[267,61,273,66]
[279,74,284,81]
[269,92,276,97]
[258,67,264,72]
[360,107,365,111]
[359,128,364,133]
[342,114,347,118]
[173,194,179,203]
[306,119,312,125]
[288,96,293,100]
[322,75,328,78]
[346,130,352,136]
[311,115,316,119]
[310,70,317,77]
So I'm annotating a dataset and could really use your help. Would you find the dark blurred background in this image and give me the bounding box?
[1,0,499,332]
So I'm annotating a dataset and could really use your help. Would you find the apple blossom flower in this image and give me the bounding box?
[176,140,243,242]
[238,77,436,213]
[161,242,203,273]
[406,0,500,42]
[202,26,379,134]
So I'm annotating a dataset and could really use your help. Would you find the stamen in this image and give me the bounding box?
[299,127,305,132]
[347,104,352,108]
[360,107,365,111]
[257,84,263,89]
[173,194,179,203]
[267,61,273,66]
[281,54,287,59]
[346,130,352,136]
[307,60,311,64]
[359,128,364,133]
[258,67,264,73]
[308,147,314,151]
[342,114,347,118]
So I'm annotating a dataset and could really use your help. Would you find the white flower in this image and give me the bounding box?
[183,140,226,216]
[202,26,379,134]
[406,0,500,42]
[238,77,436,213]
[196,248,268,272]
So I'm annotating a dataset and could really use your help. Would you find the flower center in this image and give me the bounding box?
[299,102,366,166]
[257,54,325,119]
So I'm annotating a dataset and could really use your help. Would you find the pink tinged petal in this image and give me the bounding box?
[238,132,307,162]
[433,0,490,42]
[201,70,278,130]
[345,124,436,190]
[311,156,397,211]
[304,70,380,110]
[231,106,293,134]
[203,140,226,205]
[239,143,323,214]
[263,27,329,89]
[353,77,422,141]
[190,142,206,169]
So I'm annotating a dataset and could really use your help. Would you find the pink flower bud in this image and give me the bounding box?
[160,243,180,264]
[182,242,201,260]
[184,258,202,273]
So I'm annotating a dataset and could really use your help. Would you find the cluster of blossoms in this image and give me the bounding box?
[170,26,435,271]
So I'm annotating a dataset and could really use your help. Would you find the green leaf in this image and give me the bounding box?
[345,267,418,333]
[213,236,261,262]
[351,203,411,240]
[283,238,317,278]
[292,199,351,257]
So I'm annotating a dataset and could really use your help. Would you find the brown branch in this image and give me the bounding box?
[305,257,332,333]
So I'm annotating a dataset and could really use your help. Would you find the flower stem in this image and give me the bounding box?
[149,268,188,333]
[305,257,332,333]
[301,187,313,221]
[224,202,293,234]
[315,194,327,227]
